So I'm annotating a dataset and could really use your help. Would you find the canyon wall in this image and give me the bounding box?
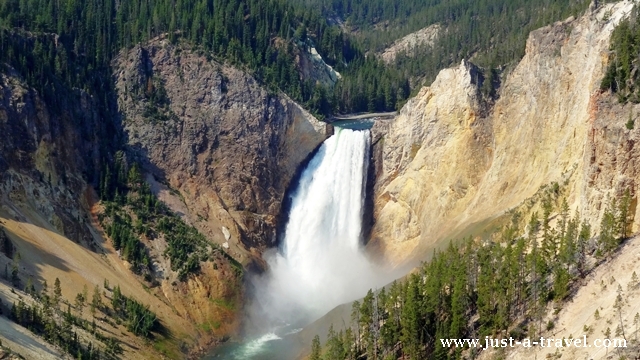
[113,38,329,265]
[370,0,640,265]
[0,65,103,247]
[0,35,328,357]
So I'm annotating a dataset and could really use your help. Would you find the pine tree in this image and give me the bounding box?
[53,277,62,309]
[11,253,20,287]
[553,267,569,301]
[41,280,50,307]
[541,198,557,266]
[527,212,545,337]
[604,327,612,355]
[577,221,591,277]
[449,266,467,339]
[310,335,322,360]
[614,293,627,340]
[351,300,362,355]
[558,199,569,241]
[381,281,401,355]
[599,197,618,256]
[25,277,35,296]
[617,189,632,239]
[400,275,422,360]
[75,291,85,317]
[90,284,102,317]
[325,325,345,360]
[343,327,355,360]
[514,236,527,316]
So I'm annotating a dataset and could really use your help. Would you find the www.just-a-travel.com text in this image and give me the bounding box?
[440,336,627,350]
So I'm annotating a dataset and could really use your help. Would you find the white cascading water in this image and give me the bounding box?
[216,127,398,359]
[252,127,386,327]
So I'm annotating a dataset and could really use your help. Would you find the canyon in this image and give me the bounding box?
[1,0,640,359]
[0,36,329,357]
[370,0,640,266]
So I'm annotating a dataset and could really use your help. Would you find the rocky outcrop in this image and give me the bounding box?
[0,66,101,246]
[295,45,342,87]
[113,38,329,265]
[0,33,328,357]
[380,24,441,64]
[0,59,241,358]
[370,1,639,265]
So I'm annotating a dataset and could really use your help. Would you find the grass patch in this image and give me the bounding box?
[197,320,222,333]
[210,298,236,311]
[153,338,182,359]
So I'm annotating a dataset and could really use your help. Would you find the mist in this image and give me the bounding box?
[246,128,397,334]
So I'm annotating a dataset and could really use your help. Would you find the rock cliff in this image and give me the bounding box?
[0,65,102,247]
[0,35,328,358]
[370,0,639,265]
[113,38,328,265]
[379,24,441,64]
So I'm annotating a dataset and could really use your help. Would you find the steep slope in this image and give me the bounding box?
[0,59,235,359]
[379,24,441,64]
[113,38,329,265]
[370,0,638,265]
[0,36,328,358]
[0,64,103,246]
[0,281,64,359]
[478,234,640,360]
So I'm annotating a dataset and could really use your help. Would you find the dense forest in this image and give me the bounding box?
[303,0,591,88]
[0,0,410,117]
[0,0,599,119]
[98,152,243,281]
[310,187,636,360]
[601,4,640,106]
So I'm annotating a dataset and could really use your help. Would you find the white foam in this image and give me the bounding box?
[283,328,303,336]
[251,128,392,328]
[235,333,282,358]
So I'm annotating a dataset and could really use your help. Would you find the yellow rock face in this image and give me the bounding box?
[371,1,639,266]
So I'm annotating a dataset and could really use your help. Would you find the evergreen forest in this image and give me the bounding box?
[301,0,591,88]
[310,188,636,360]
[0,0,595,118]
[602,4,640,105]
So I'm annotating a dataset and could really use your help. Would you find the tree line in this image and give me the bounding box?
[0,0,411,119]
[311,188,635,360]
[303,0,590,91]
[0,0,596,123]
[601,4,640,106]
[99,152,242,281]
[6,276,125,359]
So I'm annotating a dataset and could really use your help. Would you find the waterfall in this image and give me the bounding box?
[282,128,370,268]
[209,127,400,359]
[254,127,383,326]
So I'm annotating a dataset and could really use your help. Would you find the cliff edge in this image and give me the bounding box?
[371,1,638,265]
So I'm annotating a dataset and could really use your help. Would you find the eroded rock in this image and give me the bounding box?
[371,1,639,265]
